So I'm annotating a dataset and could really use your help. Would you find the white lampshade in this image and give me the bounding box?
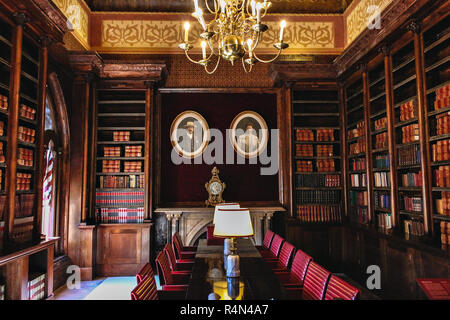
[213,208,254,238]
[213,203,240,225]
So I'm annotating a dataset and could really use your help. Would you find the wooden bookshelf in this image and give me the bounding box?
[346,73,369,226]
[95,89,148,224]
[292,86,343,224]
[423,17,450,246]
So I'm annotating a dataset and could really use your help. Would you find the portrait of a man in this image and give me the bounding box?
[237,121,260,154]
[230,111,268,159]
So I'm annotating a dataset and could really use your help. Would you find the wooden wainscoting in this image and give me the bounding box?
[96,224,151,277]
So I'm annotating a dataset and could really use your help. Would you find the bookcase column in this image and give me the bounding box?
[409,21,433,234]
[3,12,28,250]
[338,82,349,220]
[382,44,400,228]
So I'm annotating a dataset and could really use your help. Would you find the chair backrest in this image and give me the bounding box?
[156,250,173,285]
[136,262,153,284]
[172,233,183,260]
[263,230,275,249]
[164,243,178,271]
[325,275,360,300]
[269,235,284,257]
[174,232,183,246]
[131,275,158,300]
[278,242,295,268]
[302,262,331,300]
[290,250,312,284]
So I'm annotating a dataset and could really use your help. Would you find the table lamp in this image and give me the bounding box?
[213,203,240,256]
[213,208,254,277]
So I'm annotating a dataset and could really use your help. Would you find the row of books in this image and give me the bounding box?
[296,160,313,172]
[399,100,415,122]
[97,207,145,224]
[350,173,367,187]
[316,129,335,142]
[402,196,423,212]
[374,192,391,209]
[98,175,145,189]
[103,146,121,157]
[13,194,35,218]
[374,132,388,149]
[374,172,390,187]
[18,126,36,144]
[436,192,450,216]
[296,205,342,223]
[404,219,425,236]
[349,190,368,206]
[125,145,142,157]
[18,148,33,167]
[102,160,120,173]
[0,142,5,163]
[401,123,419,144]
[317,159,335,172]
[113,131,131,142]
[0,121,4,136]
[348,121,365,139]
[316,145,333,157]
[401,171,423,187]
[295,144,313,157]
[350,207,369,225]
[0,94,7,110]
[28,273,45,300]
[349,139,366,155]
[374,117,387,131]
[295,190,341,205]
[0,170,2,190]
[440,222,450,245]
[350,158,366,171]
[433,83,450,110]
[20,104,36,121]
[374,155,390,169]
[9,216,34,244]
[95,190,144,207]
[376,212,393,229]
[398,144,421,166]
[17,173,32,191]
[124,161,142,173]
[435,112,450,136]
[432,139,450,161]
[295,174,340,187]
[295,129,314,141]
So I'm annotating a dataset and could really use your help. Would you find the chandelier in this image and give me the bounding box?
[179,0,289,74]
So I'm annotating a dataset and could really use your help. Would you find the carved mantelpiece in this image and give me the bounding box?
[154,207,286,247]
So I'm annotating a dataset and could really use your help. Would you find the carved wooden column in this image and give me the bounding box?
[382,44,400,228]
[34,35,52,240]
[409,20,433,234]
[3,12,28,249]
[338,81,349,220]
[362,63,374,224]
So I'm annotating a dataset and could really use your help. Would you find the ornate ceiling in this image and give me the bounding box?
[84,0,354,14]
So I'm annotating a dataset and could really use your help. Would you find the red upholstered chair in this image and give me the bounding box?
[136,262,153,284]
[255,230,275,252]
[206,225,225,245]
[265,241,295,272]
[164,243,194,272]
[155,250,191,288]
[324,275,360,300]
[172,233,196,260]
[174,232,197,251]
[301,262,332,300]
[132,269,187,300]
[275,249,312,288]
[260,234,284,260]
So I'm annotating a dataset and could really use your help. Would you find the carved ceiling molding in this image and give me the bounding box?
[270,63,338,85]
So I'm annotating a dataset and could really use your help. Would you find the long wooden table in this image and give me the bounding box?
[186,239,287,300]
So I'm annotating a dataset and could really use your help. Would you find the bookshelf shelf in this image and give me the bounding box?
[292,100,339,104]
[433,214,450,222]
[394,118,418,128]
[293,113,339,117]
[97,172,143,176]
[399,211,424,219]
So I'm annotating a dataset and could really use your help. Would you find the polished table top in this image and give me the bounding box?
[186,239,287,300]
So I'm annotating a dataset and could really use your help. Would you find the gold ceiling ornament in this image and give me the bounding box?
[179,0,289,74]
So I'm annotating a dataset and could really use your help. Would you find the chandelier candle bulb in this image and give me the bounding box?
[221,0,226,14]
[280,20,286,42]
[194,0,199,12]
[256,2,262,24]
[201,40,207,60]
[184,22,190,43]
[247,39,253,58]
[251,0,256,17]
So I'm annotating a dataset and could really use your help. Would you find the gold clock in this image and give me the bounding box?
[205,167,226,207]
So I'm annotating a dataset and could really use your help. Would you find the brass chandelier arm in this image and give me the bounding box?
[184,48,214,65]
[205,0,219,14]
[241,57,253,73]
[204,55,222,74]
[252,47,283,64]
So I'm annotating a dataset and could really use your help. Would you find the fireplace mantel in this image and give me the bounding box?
[155,206,286,246]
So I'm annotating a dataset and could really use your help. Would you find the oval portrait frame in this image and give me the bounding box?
[170,110,210,159]
[229,111,269,159]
